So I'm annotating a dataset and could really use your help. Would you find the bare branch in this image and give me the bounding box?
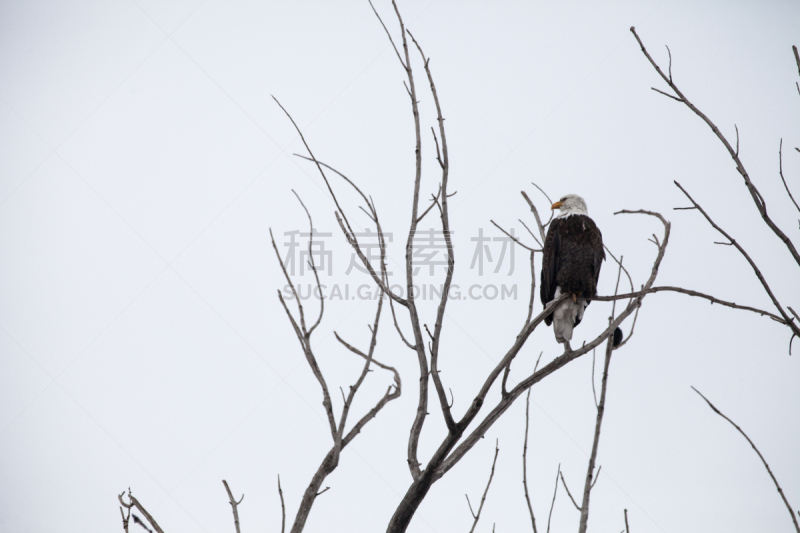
[467,440,500,533]
[631,26,800,268]
[779,139,800,214]
[692,387,800,533]
[559,470,581,511]
[367,0,406,68]
[417,184,442,224]
[278,476,286,533]
[666,44,673,82]
[119,499,131,533]
[222,480,244,533]
[591,465,602,489]
[674,181,800,336]
[526,252,537,325]
[519,219,543,248]
[578,335,615,532]
[546,465,560,533]
[650,87,682,101]
[364,0,434,481]
[521,190,548,244]
[625,509,630,533]
[292,154,407,307]
[491,220,537,252]
[594,286,786,324]
[522,389,539,533]
[591,349,598,409]
[292,191,324,335]
[408,25,458,437]
[118,492,164,533]
[337,293,385,452]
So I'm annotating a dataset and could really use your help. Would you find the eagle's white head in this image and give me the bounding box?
[551,194,588,218]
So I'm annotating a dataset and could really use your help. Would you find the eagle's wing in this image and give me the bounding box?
[591,222,605,292]
[540,218,561,325]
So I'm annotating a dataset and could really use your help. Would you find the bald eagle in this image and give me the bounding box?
[540,194,615,348]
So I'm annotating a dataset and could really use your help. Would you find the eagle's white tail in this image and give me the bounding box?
[553,287,588,344]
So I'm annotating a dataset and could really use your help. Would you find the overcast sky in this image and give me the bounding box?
[1,1,799,532]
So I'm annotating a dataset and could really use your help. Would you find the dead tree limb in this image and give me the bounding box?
[631,26,800,268]
[268,181,401,532]
[674,181,800,339]
[692,387,800,533]
[593,286,786,324]
[578,335,614,532]
[222,480,244,533]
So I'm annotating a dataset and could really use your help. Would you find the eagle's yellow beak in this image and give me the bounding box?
[551,201,563,210]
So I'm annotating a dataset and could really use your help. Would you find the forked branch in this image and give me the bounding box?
[631,26,800,268]
[222,480,244,533]
[118,491,163,533]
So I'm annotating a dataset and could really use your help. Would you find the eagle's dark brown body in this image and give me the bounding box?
[540,214,605,326]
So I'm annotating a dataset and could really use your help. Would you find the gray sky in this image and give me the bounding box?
[1,1,799,532]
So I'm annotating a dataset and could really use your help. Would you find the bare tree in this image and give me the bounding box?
[116,7,799,533]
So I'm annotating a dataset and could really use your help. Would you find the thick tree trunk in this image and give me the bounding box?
[385,469,437,533]
[386,426,466,533]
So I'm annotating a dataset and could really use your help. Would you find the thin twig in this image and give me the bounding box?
[546,465,560,533]
[779,139,800,214]
[692,387,800,533]
[467,441,501,533]
[292,191,324,335]
[491,220,537,252]
[591,349,598,409]
[278,475,286,533]
[522,389,539,533]
[559,471,581,511]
